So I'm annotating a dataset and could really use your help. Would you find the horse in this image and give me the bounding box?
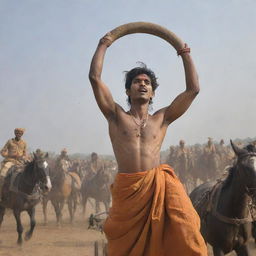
[250,200,256,243]
[42,158,81,225]
[81,168,111,215]
[0,152,52,245]
[252,221,256,243]
[190,141,256,256]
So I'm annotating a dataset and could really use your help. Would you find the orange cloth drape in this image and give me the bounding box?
[103,164,207,256]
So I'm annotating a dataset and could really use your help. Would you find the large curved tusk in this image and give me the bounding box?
[105,21,185,51]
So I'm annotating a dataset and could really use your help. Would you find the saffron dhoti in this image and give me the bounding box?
[103,164,207,256]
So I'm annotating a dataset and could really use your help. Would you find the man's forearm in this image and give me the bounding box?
[0,151,7,158]
[180,50,199,94]
[89,43,108,82]
[89,34,112,82]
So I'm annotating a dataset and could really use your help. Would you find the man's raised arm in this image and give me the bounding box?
[162,44,200,125]
[89,35,116,120]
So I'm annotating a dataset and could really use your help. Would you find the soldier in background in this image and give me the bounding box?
[87,152,104,179]
[56,148,71,167]
[204,137,216,154]
[56,148,70,162]
[203,137,219,180]
[0,128,27,199]
[175,140,192,191]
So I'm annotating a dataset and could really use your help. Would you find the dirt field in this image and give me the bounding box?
[0,202,255,256]
[0,203,105,256]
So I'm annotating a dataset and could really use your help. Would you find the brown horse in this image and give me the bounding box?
[42,159,81,225]
[0,152,52,245]
[81,168,111,215]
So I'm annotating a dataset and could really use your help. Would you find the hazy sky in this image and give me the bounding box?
[0,0,255,155]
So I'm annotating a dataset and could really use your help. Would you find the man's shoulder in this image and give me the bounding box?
[4,139,14,145]
[115,104,126,115]
[108,103,127,123]
[151,108,167,123]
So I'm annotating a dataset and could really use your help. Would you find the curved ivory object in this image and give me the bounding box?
[106,22,185,51]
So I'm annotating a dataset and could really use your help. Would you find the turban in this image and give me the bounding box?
[14,128,25,134]
[36,148,42,154]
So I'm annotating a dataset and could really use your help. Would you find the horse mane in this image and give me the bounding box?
[221,166,236,189]
[23,160,34,173]
[245,144,256,152]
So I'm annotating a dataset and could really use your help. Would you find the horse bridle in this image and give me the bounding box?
[211,152,256,225]
[212,182,252,225]
[237,152,256,197]
[32,159,51,192]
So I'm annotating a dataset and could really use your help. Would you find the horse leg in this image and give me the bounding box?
[51,200,61,226]
[59,200,65,223]
[13,209,23,245]
[42,197,48,225]
[212,246,225,256]
[70,190,78,218]
[234,244,250,256]
[82,195,88,216]
[68,197,74,223]
[95,200,100,213]
[0,205,6,228]
[25,207,36,241]
[73,191,78,213]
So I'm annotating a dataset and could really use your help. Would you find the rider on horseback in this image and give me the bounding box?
[0,128,27,200]
[176,140,190,163]
[204,137,216,154]
[175,140,192,187]
[56,148,71,170]
[86,152,104,180]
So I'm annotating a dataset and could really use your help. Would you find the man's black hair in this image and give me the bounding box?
[124,63,159,104]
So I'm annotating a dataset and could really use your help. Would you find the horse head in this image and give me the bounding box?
[230,140,256,198]
[33,152,52,193]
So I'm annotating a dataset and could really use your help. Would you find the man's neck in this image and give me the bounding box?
[130,102,149,119]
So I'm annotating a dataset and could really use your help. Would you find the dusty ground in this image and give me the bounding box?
[0,203,105,256]
[0,202,255,256]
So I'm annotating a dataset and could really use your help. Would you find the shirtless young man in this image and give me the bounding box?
[89,34,207,256]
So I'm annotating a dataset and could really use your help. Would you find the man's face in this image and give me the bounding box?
[14,131,23,140]
[180,142,185,148]
[91,154,98,162]
[127,74,154,103]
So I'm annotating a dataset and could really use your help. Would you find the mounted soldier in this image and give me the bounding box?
[0,128,27,200]
[175,140,194,192]
[81,152,110,215]
[56,148,71,171]
[203,137,220,180]
[85,152,104,181]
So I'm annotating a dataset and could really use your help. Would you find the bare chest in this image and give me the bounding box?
[109,116,166,144]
